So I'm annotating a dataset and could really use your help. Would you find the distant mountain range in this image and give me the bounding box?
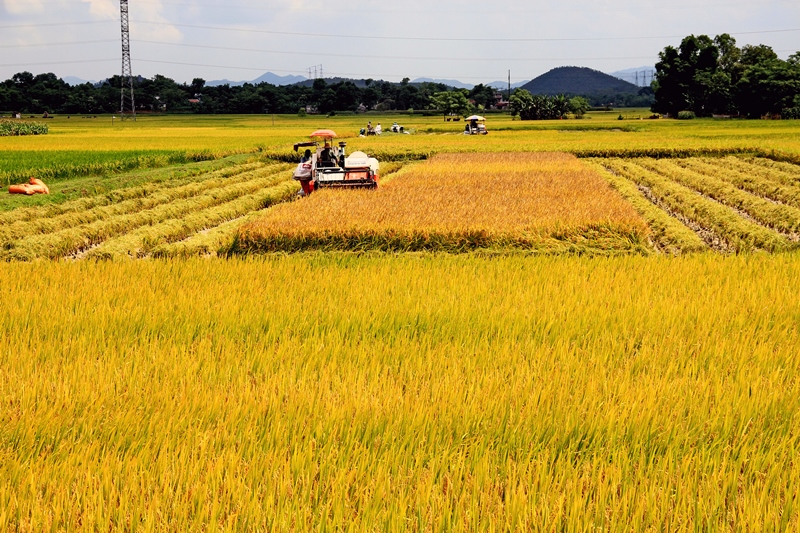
[411,77,474,89]
[63,76,96,86]
[59,67,651,94]
[410,78,527,91]
[487,80,529,91]
[206,72,307,87]
[520,66,640,96]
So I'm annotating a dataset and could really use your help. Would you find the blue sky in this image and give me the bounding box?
[1,0,798,84]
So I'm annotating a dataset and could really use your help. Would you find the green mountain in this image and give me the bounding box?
[520,66,640,96]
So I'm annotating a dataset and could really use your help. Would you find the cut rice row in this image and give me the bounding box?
[0,161,266,226]
[2,168,293,260]
[636,159,800,237]
[0,163,289,242]
[675,158,800,209]
[601,158,792,253]
[88,180,299,259]
[708,156,800,188]
[584,160,707,254]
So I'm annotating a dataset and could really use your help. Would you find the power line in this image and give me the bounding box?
[0,59,117,68]
[25,0,800,15]
[1,17,797,43]
[134,58,645,83]
[137,20,800,43]
[0,39,118,49]
[0,38,794,63]
[130,39,663,62]
[0,20,109,30]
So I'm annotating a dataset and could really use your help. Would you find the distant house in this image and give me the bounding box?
[188,99,201,105]
[494,91,509,110]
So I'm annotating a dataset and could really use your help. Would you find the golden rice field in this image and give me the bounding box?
[1,255,799,531]
[238,153,648,254]
[5,150,800,259]
[590,155,800,254]
[0,157,299,260]
[2,114,800,531]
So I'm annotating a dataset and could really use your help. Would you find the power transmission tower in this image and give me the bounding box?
[119,0,136,120]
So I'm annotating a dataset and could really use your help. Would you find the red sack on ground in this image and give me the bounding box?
[9,184,34,195]
[29,177,49,194]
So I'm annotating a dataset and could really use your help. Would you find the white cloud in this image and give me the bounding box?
[1,0,798,83]
[4,0,44,14]
[130,0,183,42]
[80,0,117,19]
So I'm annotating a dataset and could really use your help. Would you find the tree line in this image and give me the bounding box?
[652,34,800,118]
[0,73,506,116]
[3,34,797,120]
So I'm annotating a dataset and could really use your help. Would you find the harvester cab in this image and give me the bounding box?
[292,129,380,192]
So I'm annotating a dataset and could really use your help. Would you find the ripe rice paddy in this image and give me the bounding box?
[237,153,649,254]
[2,114,800,531]
[2,254,799,531]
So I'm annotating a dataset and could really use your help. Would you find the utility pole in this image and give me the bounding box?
[508,70,511,101]
[119,0,136,120]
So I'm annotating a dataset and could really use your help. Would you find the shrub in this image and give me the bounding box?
[677,111,696,120]
[0,120,49,136]
[781,107,800,120]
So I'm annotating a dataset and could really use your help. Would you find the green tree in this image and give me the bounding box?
[652,34,722,116]
[429,91,469,120]
[509,89,534,118]
[736,58,800,117]
[569,96,590,117]
[469,84,497,109]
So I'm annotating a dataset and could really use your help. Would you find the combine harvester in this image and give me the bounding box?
[292,129,379,195]
[464,115,488,135]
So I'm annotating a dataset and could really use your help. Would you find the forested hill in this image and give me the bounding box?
[520,67,640,95]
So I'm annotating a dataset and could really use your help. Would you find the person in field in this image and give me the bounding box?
[375,123,382,135]
[319,142,336,167]
[294,149,315,197]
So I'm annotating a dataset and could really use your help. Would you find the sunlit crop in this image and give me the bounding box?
[239,152,649,253]
[0,160,295,260]
[593,157,800,253]
[1,255,799,530]
[2,113,800,531]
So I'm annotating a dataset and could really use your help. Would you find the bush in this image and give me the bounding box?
[781,107,800,120]
[0,120,49,136]
[677,111,696,120]
[297,108,307,117]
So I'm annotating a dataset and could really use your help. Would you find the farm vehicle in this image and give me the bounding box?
[292,129,380,195]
